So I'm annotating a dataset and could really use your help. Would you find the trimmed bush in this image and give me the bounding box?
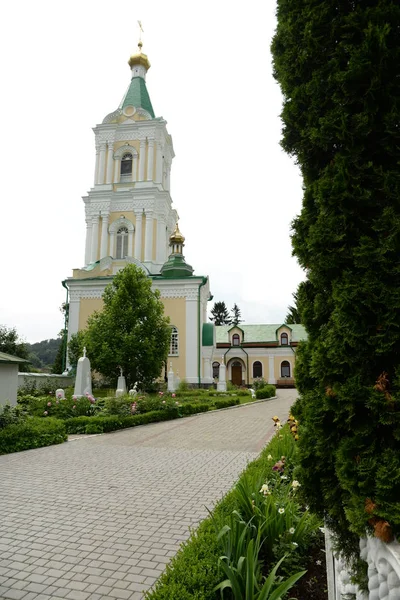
[255,385,276,399]
[213,397,240,410]
[65,403,211,435]
[0,417,67,455]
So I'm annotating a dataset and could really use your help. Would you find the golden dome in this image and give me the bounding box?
[170,222,185,244]
[128,41,151,71]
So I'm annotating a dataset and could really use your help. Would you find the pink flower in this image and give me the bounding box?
[72,405,76,409]
[43,411,48,416]
[57,393,62,399]
[89,398,95,404]
[72,395,77,400]
[47,402,52,407]
[172,393,176,398]
[159,391,164,396]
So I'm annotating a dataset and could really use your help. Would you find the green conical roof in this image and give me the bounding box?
[121,77,155,118]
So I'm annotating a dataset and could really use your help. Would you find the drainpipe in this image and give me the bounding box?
[61,280,69,372]
[240,347,249,386]
[197,277,207,388]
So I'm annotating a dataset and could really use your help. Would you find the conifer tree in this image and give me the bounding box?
[285,291,301,325]
[230,303,243,326]
[272,0,400,571]
[210,301,231,326]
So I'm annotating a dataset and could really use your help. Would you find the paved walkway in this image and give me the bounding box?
[0,390,297,600]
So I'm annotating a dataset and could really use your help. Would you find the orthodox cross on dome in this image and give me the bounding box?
[137,20,144,52]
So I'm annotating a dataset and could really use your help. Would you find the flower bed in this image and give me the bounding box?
[146,421,325,600]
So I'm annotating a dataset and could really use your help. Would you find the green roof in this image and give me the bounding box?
[122,77,155,118]
[215,324,307,344]
[0,351,29,364]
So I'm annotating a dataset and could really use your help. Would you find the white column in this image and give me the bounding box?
[109,231,116,258]
[105,142,114,184]
[155,143,163,183]
[268,355,275,384]
[166,165,171,191]
[132,155,138,182]
[138,140,146,181]
[100,213,109,259]
[144,211,153,262]
[147,140,155,181]
[90,215,99,263]
[94,145,100,185]
[128,229,134,257]
[97,143,106,184]
[113,158,120,183]
[156,217,166,264]
[84,218,93,266]
[134,211,143,260]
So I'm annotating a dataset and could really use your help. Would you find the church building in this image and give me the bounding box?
[63,42,305,387]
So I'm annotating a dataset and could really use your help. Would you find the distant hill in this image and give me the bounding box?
[26,338,62,370]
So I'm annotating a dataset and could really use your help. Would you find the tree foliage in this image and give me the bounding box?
[272,0,400,572]
[230,303,243,326]
[67,330,86,375]
[84,264,171,388]
[0,325,29,366]
[210,301,231,326]
[285,291,301,325]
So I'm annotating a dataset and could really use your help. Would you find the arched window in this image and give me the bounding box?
[253,361,262,378]
[116,226,129,258]
[120,153,133,180]
[212,362,220,379]
[280,332,289,346]
[169,327,179,356]
[281,361,291,378]
[232,334,240,346]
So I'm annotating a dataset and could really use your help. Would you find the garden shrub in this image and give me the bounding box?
[271,0,400,580]
[255,385,276,400]
[0,417,67,455]
[0,403,26,429]
[213,397,240,410]
[18,394,99,419]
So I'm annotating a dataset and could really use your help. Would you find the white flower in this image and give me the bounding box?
[291,480,301,489]
[267,454,273,460]
[260,484,269,494]
[281,475,288,480]
[278,508,285,514]
[275,422,282,430]
[292,542,298,547]
[316,560,322,566]
[289,527,295,534]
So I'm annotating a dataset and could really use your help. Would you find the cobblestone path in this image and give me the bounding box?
[0,390,297,600]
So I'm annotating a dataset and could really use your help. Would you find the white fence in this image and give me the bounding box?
[18,373,74,391]
[326,530,400,600]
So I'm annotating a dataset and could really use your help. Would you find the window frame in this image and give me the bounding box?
[253,361,262,379]
[232,334,240,347]
[116,226,129,259]
[169,326,179,356]
[280,332,289,346]
[212,361,220,379]
[281,361,291,378]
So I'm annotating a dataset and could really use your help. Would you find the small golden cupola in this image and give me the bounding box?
[160,222,194,278]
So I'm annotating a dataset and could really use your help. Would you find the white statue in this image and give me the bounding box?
[74,350,92,398]
[129,382,138,397]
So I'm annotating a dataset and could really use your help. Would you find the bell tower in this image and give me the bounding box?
[82,40,177,275]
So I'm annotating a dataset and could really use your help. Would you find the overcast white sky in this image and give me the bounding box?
[1,0,305,344]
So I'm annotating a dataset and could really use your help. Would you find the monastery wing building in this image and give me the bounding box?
[64,43,306,387]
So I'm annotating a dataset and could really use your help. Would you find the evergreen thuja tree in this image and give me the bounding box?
[210,301,231,325]
[230,303,243,326]
[272,0,400,572]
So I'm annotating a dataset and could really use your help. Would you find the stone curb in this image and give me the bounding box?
[67,395,279,441]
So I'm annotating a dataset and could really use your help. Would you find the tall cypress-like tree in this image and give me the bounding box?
[272,0,400,572]
[210,301,231,326]
[285,291,301,325]
[230,303,243,326]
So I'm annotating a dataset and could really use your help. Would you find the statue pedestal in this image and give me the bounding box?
[116,375,127,397]
[217,363,227,392]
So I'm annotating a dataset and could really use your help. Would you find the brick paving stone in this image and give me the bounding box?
[0,390,296,599]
